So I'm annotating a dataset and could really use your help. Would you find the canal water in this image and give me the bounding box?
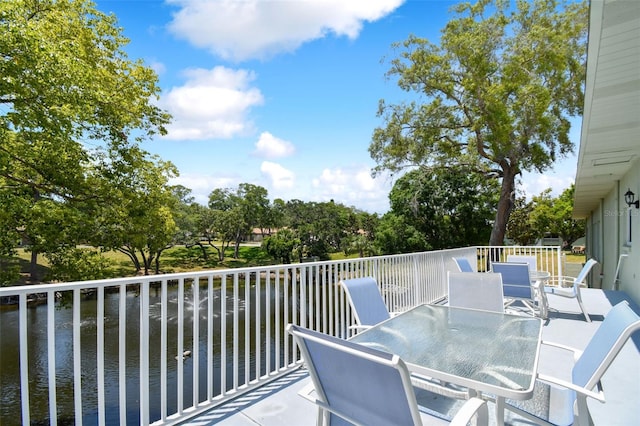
[0,285,288,425]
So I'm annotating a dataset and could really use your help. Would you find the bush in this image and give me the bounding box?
[45,248,111,282]
[0,257,20,286]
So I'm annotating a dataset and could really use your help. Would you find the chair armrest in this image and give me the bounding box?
[547,276,576,287]
[449,398,489,426]
[297,381,317,403]
[537,373,605,403]
[541,339,583,361]
[348,324,372,332]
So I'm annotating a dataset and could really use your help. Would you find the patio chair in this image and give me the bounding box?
[452,256,474,272]
[288,324,489,426]
[340,278,471,400]
[612,254,628,291]
[339,277,391,333]
[491,262,539,316]
[506,254,538,272]
[503,301,640,426]
[447,272,504,313]
[545,259,598,322]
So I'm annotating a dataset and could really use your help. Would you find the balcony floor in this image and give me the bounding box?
[178,289,640,426]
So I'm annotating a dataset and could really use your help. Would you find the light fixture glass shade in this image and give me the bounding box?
[625,189,636,206]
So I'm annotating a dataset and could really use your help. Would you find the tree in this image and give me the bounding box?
[507,185,585,247]
[529,185,584,246]
[0,0,170,280]
[170,185,202,245]
[387,167,498,249]
[91,150,178,275]
[206,184,271,260]
[374,213,429,255]
[550,185,585,246]
[506,192,538,245]
[262,229,299,264]
[236,183,270,256]
[195,205,232,262]
[283,200,356,261]
[370,0,587,247]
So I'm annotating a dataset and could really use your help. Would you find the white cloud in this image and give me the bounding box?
[312,166,391,212]
[170,173,240,205]
[520,173,575,200]
[167,0,405,61]
[160,66,263,140]
[261,161,295,190]
[149,60,166,76]
[253,132,296,159]
[520,154,578,200]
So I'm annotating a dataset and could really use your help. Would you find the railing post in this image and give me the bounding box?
[47,290,57,426]
[139,280,150,426]
[73,288,82,425]
[19,293,29,425]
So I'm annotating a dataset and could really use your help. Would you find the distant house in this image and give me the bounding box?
[247,228,274,243]
[571,237,586,255]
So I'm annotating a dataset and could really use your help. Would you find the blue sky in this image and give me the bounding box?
[95,0,578,214]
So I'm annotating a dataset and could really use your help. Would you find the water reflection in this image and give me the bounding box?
[0,284,287,425]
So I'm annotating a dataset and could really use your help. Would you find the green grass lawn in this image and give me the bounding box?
[11,245,587,285]
[12,244,277,283]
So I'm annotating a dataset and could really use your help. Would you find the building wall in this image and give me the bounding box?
[585,158,640,305]
[618,160,640,304]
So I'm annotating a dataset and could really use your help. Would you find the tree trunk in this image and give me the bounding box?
[233,233,242,259]
[489,165,517,247]
[119,247,142,273]
[196,242,208,261]
[154,251,162,274]
[29,249,39,283]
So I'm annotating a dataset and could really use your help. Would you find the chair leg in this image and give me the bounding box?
[495,396,505,426]
[317,407,326,426]
[575,395,594,426]
[576,292,591,322]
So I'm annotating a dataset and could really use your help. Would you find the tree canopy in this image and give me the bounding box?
[508,185,584,247]
[370,0,587,246]
[385,167,499,250]
[0,0,172,280]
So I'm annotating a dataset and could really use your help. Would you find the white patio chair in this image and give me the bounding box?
[452,256,474,272]
[503,301,640,426]
[341,277,470,400]
[492,262,539,316]
[545,258,598,322]
[339,277,391,333]
[288,324,489,426]
[447,271,504,313]
[612,254,628,291]
[506,254,538,272]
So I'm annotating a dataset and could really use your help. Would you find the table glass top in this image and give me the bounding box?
[350,304,541,393]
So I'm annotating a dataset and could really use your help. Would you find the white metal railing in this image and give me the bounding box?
[0,246,561,425]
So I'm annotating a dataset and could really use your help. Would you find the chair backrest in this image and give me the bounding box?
[506,255,538,272]
[448,272,505,313]
[573,301,640,390]
[288,324,423,425]
[453,257,474,272]
[340,277,390,327]
[573,258,598,287]
[492,262,533,299]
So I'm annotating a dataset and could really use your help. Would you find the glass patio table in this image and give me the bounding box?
[350,304,543,424]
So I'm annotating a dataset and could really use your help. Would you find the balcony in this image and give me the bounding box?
[1,246,638,425]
